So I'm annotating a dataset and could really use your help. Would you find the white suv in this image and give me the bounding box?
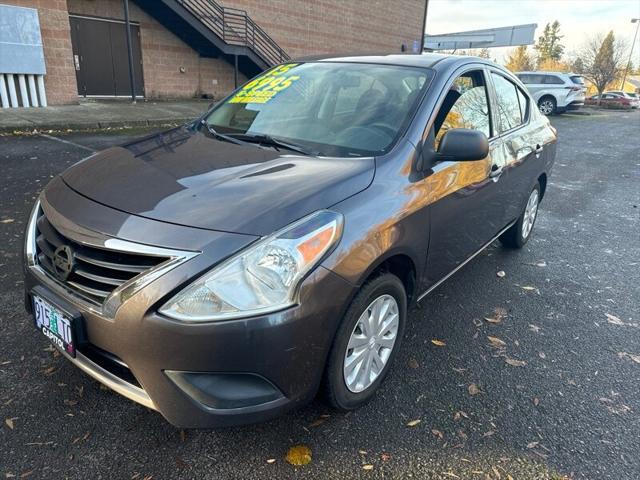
[516,71,586,115]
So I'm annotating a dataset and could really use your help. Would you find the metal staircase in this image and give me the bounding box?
[133,0,290,79]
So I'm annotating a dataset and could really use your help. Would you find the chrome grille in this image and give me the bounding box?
[34,210,169,304]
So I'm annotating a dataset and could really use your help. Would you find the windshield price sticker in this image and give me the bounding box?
[230,64,301,104]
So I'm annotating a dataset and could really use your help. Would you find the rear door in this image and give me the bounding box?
[487,70,543,223]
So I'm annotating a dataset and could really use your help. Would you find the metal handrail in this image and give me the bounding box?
[176,0,289,67]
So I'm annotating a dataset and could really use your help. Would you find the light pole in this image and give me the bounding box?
[620,18,640,90]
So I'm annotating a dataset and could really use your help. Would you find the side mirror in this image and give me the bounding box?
[437,128,489,162]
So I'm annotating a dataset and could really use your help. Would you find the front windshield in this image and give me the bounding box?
[205,62,433,157]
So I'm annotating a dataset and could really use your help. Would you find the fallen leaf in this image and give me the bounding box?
[285,445,312,466]
[487,336,506,348]
[533,397,540,407]
[504,358,527,367]
[441,472,460,479]
[406,419,422,427]
[527,441,539,449]
[484,307,508,324]
[380,452,391,462]
[457,429,468,440]
[64,399,78,406]
[266,458,276,464]
[496,270,506,278]
[526,260,547,267]
[431,339,446,347]
[358,450,367,455]
[483,430,495,437]
[468,383,481,395]
[605,313,625,326]
[408,358,419,369]
[5,417,16,430]
[538,352,546,359]
[617,352,640,364]
[432,429,444,439]
[453,411,469,421]
[362,465,374,471]
[518,285,540,294]
[309,417,328,428]
[528,324,541,333]
[0,218,14,224]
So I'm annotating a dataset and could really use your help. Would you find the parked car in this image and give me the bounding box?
[516,71,586,115]
[586,93,637,109]
[24,54,557,428]
[603,90,640,108]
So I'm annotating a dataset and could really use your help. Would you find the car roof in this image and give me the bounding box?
[292,53,496,71]
[517,71,579,76]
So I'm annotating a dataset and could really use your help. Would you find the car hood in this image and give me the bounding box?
[61,127,374,236]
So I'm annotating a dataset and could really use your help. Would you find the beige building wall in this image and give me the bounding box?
[221,0,426,58]
[66,0,242,99]
[2,0,426,104]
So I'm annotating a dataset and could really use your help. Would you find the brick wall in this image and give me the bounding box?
[2,0,425,104]
[67,0,243,99]
[3,0,78,105]
[221,0,426,58]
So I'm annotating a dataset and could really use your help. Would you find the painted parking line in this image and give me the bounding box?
[38,133,96,153]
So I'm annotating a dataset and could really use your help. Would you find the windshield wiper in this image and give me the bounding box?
[199,119,246,146]
[227,133,321,157]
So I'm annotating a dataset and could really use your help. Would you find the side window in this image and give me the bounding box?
[491,73,523,133]
[434,70,492,146]
[543,75,564,85]
[516,87,529,122]
[528,74,544,84]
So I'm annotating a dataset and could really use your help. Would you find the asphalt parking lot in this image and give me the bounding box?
[1,111,639,479]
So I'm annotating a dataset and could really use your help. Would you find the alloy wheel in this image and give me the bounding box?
[521,189,539,239]
[539,100,554,115]
[343,294,399,393]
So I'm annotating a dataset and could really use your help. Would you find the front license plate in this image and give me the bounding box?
[33,295,76,357]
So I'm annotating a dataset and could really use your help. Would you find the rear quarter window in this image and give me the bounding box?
[570,75,585,85]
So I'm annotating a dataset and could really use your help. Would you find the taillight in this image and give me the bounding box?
[565,86,581,92]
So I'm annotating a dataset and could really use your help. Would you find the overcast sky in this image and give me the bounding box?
[426,0,640,62]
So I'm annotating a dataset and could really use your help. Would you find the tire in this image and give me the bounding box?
[499,183,541,249]
[323,273,407,411]
[538,96,557,116]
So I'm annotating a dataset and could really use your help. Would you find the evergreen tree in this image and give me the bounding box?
[535,21,565,65]
[505,46,535,72]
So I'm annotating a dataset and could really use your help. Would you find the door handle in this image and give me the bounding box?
[534,144,543,157]
[489,164,503,179]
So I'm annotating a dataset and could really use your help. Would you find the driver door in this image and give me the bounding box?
[422,68,508,287]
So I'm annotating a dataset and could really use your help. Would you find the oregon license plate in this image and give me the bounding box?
[33,295,76,357]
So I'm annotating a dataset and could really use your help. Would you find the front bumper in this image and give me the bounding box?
[23,182,355,428]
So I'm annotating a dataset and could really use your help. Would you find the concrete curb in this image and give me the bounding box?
[0,118,193,134]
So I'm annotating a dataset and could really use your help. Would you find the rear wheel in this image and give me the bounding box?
[323,273,406,411]
[538,96,557,115]
[500,183,541,249]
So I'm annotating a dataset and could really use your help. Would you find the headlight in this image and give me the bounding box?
[159,210,343,322]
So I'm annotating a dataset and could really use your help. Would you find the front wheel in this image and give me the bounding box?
[323,273,406,411]
[499,183,541,249]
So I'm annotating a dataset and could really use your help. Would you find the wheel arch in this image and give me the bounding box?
[354,250,418,304]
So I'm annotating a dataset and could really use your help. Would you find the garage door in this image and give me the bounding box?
[69,15,144,97]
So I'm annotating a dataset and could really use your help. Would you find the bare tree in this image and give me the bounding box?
[580,31,628,99]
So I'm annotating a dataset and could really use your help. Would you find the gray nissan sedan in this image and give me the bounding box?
[24,54,556,427]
